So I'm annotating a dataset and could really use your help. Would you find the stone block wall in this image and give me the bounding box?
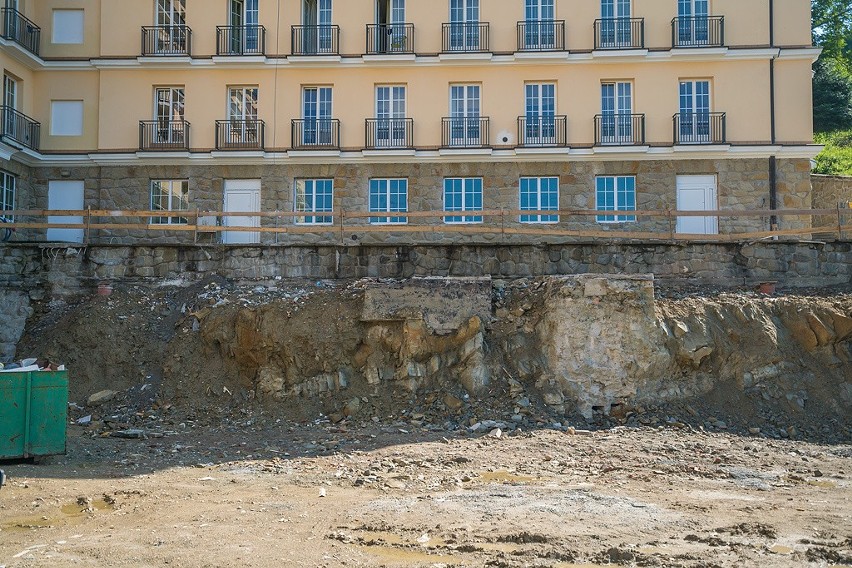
[0,242,848,296]
[811,174,852,235]
[0,157,814,245]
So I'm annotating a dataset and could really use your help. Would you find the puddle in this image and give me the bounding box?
[638,546,667,555]
[358,545,458,565]
[479,470,537,484]
[807,480,837,489]
[1,499,114,532]
[769,545,794,555]
[359,531,445,548]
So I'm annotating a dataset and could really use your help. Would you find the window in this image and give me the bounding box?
[374,85,406,147]
[301,86,333,145]
[226,86,259,143]
[52,9,85,44]
[3,74,16,136]
[677,0,709,45]
[449,0,480,50]
[444,177,482,224]
[50,101,84,136]
[524,0,556,49]
[600,82,633,144]
[448,84,481,146]
[524,83,556,145]
[302,0,333,53]
[369,178,408,224]
[596,176,636,223]
[600,0,631,47]
[678,80,711,143]
[295,178,333,224]
[1,171,15,220]
[150,180,188,225]
[154,87,185,143]
[520,177,559,223]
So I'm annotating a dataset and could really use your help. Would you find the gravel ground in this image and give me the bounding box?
[1,422,850,567]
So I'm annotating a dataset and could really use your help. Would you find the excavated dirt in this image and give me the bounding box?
[2,276,851,567]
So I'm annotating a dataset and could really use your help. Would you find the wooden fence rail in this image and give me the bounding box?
[0,206,849,244]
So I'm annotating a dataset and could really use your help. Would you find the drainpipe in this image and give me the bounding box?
[768,0,778,230]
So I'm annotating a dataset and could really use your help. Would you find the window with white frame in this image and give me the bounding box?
[50,100,84,136]
[444,177,483,224]
[1,171,15,220]
[520,177,559,223]
[52,9,85,44]
[150,180,188,225]
[596,176,636,223]
[295,178,333,224]
[369,178,408,224]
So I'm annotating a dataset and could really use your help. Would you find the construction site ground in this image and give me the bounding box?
[1,419,850,568]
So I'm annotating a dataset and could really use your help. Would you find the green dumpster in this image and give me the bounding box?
[0,371,68,460]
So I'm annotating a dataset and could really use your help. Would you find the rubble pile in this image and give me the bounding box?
[10,276,852,443]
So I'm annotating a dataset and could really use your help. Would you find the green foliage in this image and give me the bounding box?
[813,59,852,132]
[813,130,852,175]
[812,0,852,65]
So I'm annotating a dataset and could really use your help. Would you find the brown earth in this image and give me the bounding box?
[0,423,850,567]
[2,277,851,567]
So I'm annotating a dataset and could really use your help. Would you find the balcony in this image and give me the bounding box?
[672,16,724,48]
[291,119,340,150]
[0,106,40,151]
[291,25,340,56]
[673,112,726,145]
[216,119,265,150]
[441,22,490,53]
[594,114,646,146]
[139,120,190,151]
[142,26,192,56]
[442,117,490,148]
[216,25,266,55]
[366,23,414,55]
[517,115,567,147]
[365,118,413,149]
[516,20,565,52]
[594,18,645,50]
[1,8,40,56]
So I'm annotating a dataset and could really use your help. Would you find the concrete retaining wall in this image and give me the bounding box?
[0,241,849,295]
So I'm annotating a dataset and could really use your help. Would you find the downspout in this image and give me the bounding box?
[768,0,778,230]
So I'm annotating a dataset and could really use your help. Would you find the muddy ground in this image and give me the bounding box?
[1,422,850,567]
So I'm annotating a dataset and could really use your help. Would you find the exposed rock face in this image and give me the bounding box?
[534,276,672,419]
[0,290,32,361]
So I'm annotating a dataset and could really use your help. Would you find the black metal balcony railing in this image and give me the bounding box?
[139,120,190,150]
[441,22,490,53]
[215,119,265,150]
[516,20,565,52]
[673,112,726,145]
[142,25,192,56]
[672,16,724,48]
[366,23,414,54]
[365,118,414,149]
[594,18,645,50]
[216,25,266,55]
[291,119,340,149]
[594,114,647,145]
[442,116,490,148]
[517,115,567,147]
[291,25,340,55]
[1,8,40,56]
[0,106,40,151]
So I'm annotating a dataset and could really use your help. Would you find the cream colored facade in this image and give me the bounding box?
[0,0,822,242]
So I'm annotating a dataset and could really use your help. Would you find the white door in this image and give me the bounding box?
[223,179,260,244]
[47,180,84,243]
[676,175,718,235]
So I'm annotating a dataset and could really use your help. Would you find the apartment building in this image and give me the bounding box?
[0,0,819,244]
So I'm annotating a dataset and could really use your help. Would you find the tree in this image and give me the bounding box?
[813,58,852,132]
[812,0,852,67]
